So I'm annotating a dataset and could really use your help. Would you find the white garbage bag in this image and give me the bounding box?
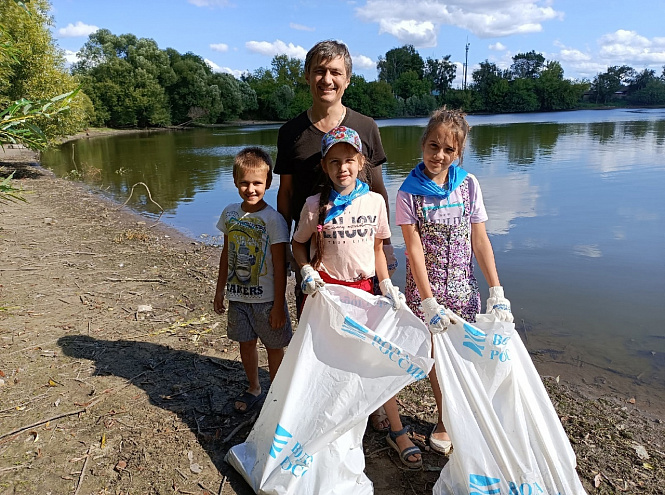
[226,284,434,495]
[433,314,587,495]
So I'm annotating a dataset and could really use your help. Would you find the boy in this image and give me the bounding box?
[213,147,292,413]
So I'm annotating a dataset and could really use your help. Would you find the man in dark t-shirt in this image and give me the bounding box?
[275,41,395,313]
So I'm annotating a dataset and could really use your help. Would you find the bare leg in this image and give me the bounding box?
[383,397,421,463]
[266,347,285,382]
[429,364,451,441]
[237,339,261,412]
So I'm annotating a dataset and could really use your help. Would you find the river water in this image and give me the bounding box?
[42,108,665,401]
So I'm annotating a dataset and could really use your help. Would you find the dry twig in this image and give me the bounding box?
[117,182,164,227]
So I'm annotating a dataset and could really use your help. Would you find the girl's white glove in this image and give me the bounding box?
[421,297,451,334]
[300,265,325,295]
[383,244,398,276]
[379,279,405,310]
[486,286,514,322]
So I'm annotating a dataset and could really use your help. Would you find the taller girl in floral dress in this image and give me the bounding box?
[396,107,514,456]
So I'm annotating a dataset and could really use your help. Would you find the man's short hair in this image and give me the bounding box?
[233,147,273,187]
[304,40,352,79]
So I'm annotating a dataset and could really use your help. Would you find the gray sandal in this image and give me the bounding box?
[386,426,422,470]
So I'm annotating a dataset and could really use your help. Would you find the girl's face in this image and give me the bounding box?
[421,124,460,185]
[321,142,364,194]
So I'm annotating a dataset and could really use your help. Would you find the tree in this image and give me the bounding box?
[471,60,509,112]
[393,70,431,100]
[591,65,635,104]
[424,56,456,99]
[510,50,546,79]
[536,61,583,111]
[0,0,89,138]
[74,30,174,126]
[377,45,424,86]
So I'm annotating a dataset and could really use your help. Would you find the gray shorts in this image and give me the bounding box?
[227,300,292,349]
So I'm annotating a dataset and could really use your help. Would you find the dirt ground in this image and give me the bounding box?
[0,147,663,495]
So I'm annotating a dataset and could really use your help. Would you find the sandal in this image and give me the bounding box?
[386,426,422,470]
[429,425,453,455]
[369,406,390,432]
[233,390,263,414]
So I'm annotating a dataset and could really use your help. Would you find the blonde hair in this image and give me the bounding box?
[421,107,471,167]
[232,147,273,187]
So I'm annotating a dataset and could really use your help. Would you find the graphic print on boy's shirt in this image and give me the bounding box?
[226,213,268,297]
[218,204,289,303]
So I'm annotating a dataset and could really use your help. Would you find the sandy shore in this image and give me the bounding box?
[0,137,663,494]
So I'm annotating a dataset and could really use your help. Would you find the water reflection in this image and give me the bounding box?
[41,109,665,392]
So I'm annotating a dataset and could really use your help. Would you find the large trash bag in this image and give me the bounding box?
[226,284,434,495]
[432,314,587,495]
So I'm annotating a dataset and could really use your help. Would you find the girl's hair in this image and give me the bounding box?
[232,147,273,187]
[421,107,471,167]
[305,40,352,79]
[310,148,367,270]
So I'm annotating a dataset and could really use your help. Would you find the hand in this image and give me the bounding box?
[421,297,451,334]
[300,264,325,295]
[285,245,295,277]
[269,303,287,329]
[213,290,226,314]
[379,279,405,310]
[486,286,514,322]
[383,244,398,276]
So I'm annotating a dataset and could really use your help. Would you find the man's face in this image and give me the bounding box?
[305,56,350,106]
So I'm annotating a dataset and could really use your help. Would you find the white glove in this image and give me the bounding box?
[379,279,405,310]
[300,264,325,295]
[421,297,451,334]
[383,244,398,276]
[486,286,514,322]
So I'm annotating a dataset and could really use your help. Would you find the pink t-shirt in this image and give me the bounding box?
[294,191,391,282]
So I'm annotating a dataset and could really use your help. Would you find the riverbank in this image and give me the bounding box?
[0,153,663,493]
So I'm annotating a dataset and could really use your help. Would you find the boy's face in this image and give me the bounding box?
[235,167,269,212]
[305,56,350,107]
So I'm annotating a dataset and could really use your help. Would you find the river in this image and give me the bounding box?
[42,108,665,404]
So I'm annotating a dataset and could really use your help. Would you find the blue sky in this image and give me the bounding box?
[50,0,665,86]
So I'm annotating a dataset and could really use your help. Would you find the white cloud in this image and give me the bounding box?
[353,54,375,70]
[489,42,506,51]
[245,39,307,59]
[598,30,665,64]
[210,43,229,52]
[378,19,437,48]
[289,22,315,32]
[204,58,245,78]
[356,0,563,44]
[188,0,231,7]
[63,49,79,67]
[57,21,98,38]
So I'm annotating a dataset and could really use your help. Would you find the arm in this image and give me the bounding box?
[374,237,389,282]
[277,174,294,234]
[471,222,500,287]
[213,234,229,314]
[269,242,287,329]
[292,238,310,270]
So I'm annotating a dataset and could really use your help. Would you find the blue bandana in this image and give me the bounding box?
[398,162,468,199]
[324,179,369,224]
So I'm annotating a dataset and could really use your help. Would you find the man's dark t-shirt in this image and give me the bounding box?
[275,108,387,228]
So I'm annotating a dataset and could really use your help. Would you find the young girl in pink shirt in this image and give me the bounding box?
[293,126,423,469]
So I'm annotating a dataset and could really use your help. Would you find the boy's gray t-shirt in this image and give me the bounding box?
[217,203,289,303]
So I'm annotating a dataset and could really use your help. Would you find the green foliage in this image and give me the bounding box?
[0,172,28,204]
[424,56,456,99]
[377,45,424,85]
[1,89,80,150]
[510,51,546,79]
[0,0,90,139]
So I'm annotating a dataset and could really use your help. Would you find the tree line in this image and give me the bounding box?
[3,0,665,141]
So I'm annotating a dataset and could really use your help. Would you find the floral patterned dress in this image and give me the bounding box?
[405,177,481,322]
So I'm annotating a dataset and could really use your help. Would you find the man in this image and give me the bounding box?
[275,40,395,316]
